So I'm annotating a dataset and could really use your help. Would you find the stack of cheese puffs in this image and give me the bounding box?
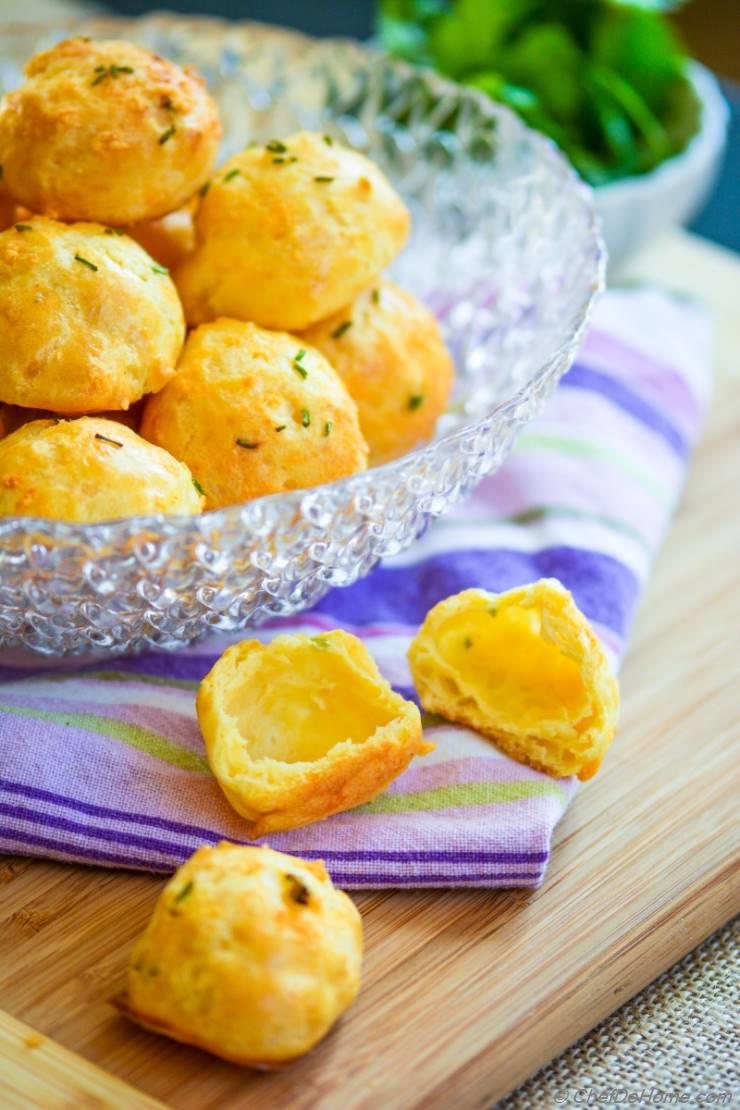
[0,37,454,523]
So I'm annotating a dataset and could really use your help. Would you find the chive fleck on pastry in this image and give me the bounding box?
[196,630,432,836]
[408,580,619,781]
[141,318,368,508]
[0,217,185,412]
[119,842,363,1067]
[174,131,410,330]
[0,417,204,522]
[0,37,221,225]
[298,278,455,465]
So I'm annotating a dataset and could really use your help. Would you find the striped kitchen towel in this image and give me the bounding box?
[0,287,712,888]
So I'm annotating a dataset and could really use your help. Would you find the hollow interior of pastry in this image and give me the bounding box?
[433,603,592,733]
[224,639,397,763]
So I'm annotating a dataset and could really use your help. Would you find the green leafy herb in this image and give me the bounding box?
[314,175,335,183]
[284,873,311,904]
[159,124,176,145]
[173,880,194,905]
[312,635,330,649]
[377,0,699,185]
[236,438,260,449]
[323,421,333,437]
[95,433,123,448]
[14,223,32,232]
[199,180,211,197]
[408,393,425,411]
[272,156,286,164]
[323,134,334,146]
[371,288,381,305]
[266,139,288,153]
[151,264,169,275]
[331,320,352,340]
[223,168,241,183]
[274,424,287,433]
[301,408,311,428]
[74,254,98,271]
[192,477,206,497]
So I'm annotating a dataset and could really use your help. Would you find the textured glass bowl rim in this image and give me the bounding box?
[0,13,606,547]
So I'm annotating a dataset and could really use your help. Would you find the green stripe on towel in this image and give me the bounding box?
[358,779,566,815]
[507,506,651,554]
[517,433,672,505]
[0,702,210,774]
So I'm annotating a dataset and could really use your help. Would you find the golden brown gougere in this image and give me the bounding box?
[196,630,433,836]
[141,318,369,508]
[174,131,410,330]
[0,417,204,523]
[120,842,363,1067]
[408,579,619,781]
[298,277,455,466]
[0,37,221,225]
[0,217,185,413]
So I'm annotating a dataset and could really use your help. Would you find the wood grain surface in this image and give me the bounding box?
[0,1010,164,1109]
[0,230,738,1109]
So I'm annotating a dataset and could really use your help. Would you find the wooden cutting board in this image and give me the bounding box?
[1,230,738,1109]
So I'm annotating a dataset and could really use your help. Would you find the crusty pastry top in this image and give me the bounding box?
[0,36,221,224]
[0,217,185,412]
[174,131,410,330]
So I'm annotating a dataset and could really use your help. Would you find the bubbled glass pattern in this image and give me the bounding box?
[0,15,605,658]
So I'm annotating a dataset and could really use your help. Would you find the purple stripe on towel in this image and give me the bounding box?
[0,779,549,864]
[581,329,702,430]
[0,801,202,858]
[0,828,174,871]
[0,653,214,686]
[315,547,639,637]
[324,871,543,886]
[563,363,688,457]
[0,777,225,838]
[0,828,544,887]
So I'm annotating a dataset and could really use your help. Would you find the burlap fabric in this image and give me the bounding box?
[501,918,738,1108]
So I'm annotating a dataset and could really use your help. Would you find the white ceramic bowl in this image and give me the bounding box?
[596,63,728,272]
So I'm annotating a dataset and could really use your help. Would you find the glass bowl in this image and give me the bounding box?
[0,14,604,659]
